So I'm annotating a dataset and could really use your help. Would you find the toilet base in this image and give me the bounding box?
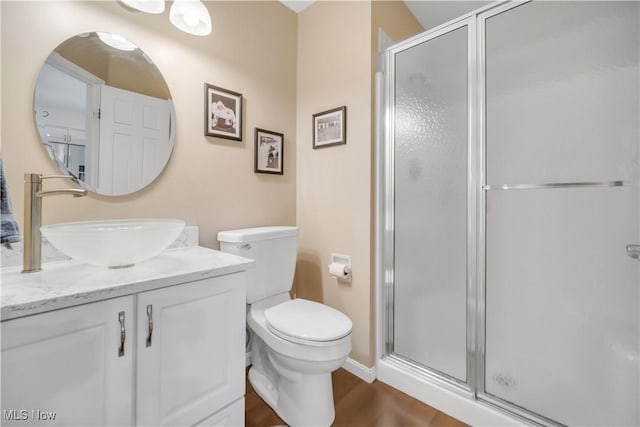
[246,296,351,427]
[248,363,336,427]
[248,367,279,410]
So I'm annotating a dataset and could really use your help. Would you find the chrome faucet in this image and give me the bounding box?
[22,173,87,273]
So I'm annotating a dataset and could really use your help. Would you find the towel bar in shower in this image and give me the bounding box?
[482,180,631,191]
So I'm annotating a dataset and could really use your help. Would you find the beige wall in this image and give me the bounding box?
[2,0,424,368]
[372,0,424,47]
[296,1,374,366]
[295,0,423,367]
[1,1,298,249]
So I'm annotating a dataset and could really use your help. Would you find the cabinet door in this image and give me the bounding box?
[195,398,244,427]
[1,297,135,426]
[68,128,86,146]
[44,125,68,143]
[136,274,246,426]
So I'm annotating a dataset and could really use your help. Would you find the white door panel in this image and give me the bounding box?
[99,85,171,195]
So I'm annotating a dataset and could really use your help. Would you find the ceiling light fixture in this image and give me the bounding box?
[97,32,138,51]
[170,0,212,36]
[119,0,165,14]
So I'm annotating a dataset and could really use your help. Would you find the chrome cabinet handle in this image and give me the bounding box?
[146,304,153,347]
[627,244,640,260]
[118,311,125,357]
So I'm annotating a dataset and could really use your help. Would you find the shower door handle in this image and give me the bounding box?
[626,244,640,260]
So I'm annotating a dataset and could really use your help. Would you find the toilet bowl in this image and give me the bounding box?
[248,293,351,426]
[217,226,353,427]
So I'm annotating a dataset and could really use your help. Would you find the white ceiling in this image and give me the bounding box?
[404,1,492,31]
[279,0,492,32]
[280,0,314,13]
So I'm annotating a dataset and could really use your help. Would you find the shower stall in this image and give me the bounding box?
[376,1,639,425]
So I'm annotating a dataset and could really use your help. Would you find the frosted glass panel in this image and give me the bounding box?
[485,188,639,425]
[393,26,468,381]
[485,2,640,424]
[486,1,639,185]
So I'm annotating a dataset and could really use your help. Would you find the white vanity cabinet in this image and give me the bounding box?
[136,274,246,426]
[1,272,246,427]
[1,296,135,426]
[43,125,86,145]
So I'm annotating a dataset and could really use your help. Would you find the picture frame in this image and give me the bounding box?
[204,83,243,141]
[312,106,346,149]
[255,128,284,175]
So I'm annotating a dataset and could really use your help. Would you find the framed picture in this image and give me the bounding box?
[312,106,346,149]
[204,83,243,141]
[255,128,284,175]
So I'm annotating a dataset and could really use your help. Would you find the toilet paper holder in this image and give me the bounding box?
[329,253,352,283]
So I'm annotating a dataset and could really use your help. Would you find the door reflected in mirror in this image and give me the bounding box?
[34,32,175,196]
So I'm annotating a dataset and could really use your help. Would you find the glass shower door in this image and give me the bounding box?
[392,22,470,383]
[482,2,639,425]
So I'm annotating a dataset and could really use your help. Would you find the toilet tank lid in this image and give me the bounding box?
[217,226,298,243]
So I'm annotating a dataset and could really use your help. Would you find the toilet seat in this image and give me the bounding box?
[264,299,353,345]
[248,294,352,362]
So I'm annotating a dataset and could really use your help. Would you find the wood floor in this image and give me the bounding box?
[245,368,468,427]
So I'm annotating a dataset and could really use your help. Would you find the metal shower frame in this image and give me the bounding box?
[375,2,573,425]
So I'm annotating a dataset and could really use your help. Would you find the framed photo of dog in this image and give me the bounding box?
[255,128,284,175]
[204,83,243,141]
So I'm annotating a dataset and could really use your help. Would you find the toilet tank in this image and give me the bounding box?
[218,226,298,304]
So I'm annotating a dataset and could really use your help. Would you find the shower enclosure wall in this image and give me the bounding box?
[376,1,639,425]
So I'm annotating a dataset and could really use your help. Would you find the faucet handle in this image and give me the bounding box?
[24,173,77,183]
[36,188,87,198]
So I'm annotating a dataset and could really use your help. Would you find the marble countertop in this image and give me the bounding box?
[1,246,254,321]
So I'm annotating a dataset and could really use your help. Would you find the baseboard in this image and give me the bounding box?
[342,357,376,384]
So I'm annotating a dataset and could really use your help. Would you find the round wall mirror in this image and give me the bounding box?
[34,32,176,196]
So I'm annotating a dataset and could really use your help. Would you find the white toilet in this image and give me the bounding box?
[218,226,352,427]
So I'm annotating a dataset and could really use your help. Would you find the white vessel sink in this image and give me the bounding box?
[41,219,186,268]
